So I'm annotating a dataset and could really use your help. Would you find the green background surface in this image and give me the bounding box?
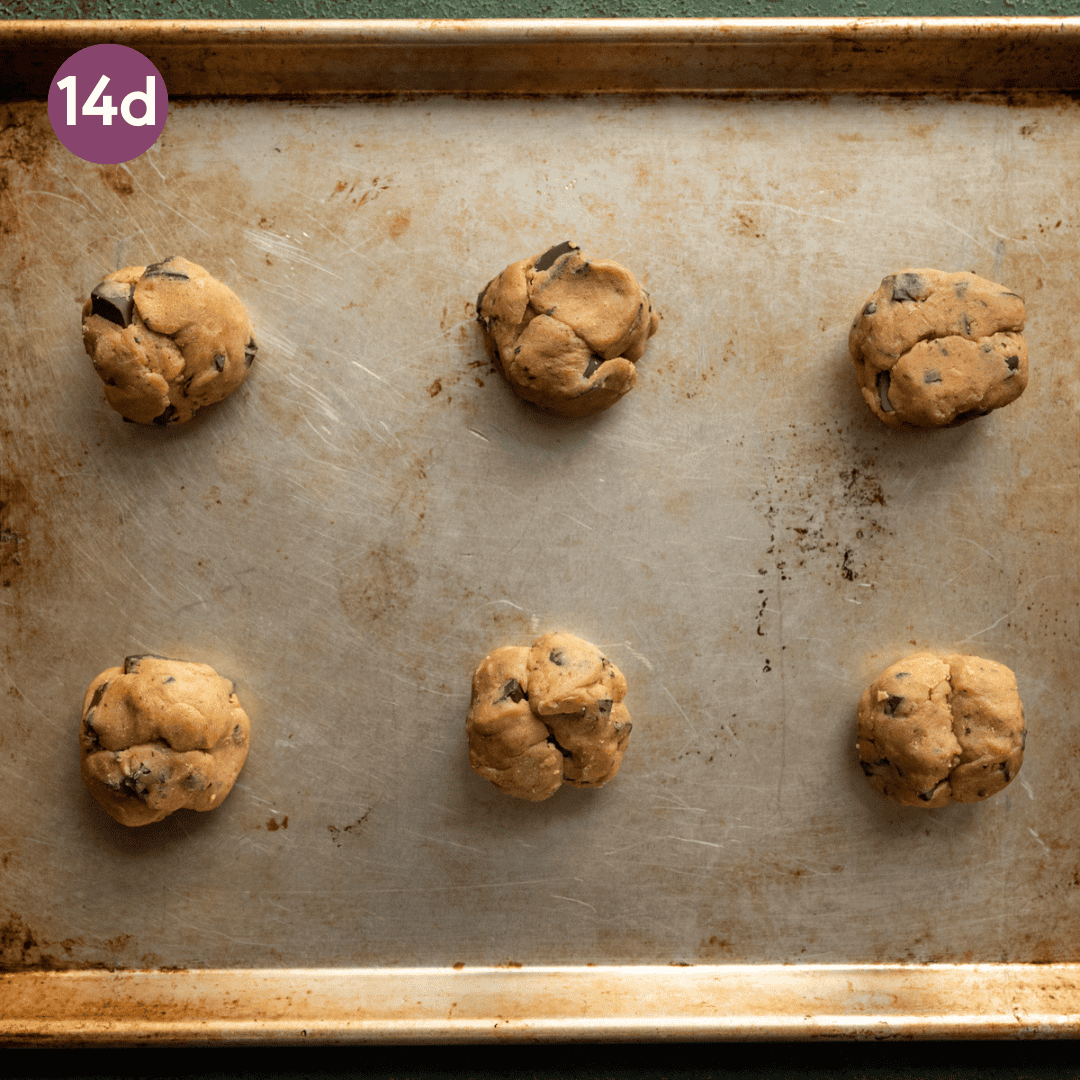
[3,0,1080,21]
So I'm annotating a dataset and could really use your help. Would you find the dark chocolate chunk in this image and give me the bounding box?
[1005,354,1020,371]
[923,369,942,384]
[883,694,904,716]
[497,679,527,704]
[597,699,612,717]
[152,404,179,426]
[142,257,189,282]
[476,280,490,314]
[859,761,876,776]
[889,273,927,303]
[244,338,257,367]
[88,681,110,710]
[895,672,910,679]
[583,355,604,379]
[862,301,877,316]
[213,353,226,372]
[82,711,102,749]
[123,653,168,674]
[546,734,573,758]
[163,676,176,684]
[120,762,153,799]
[549,650,566,666]
[961,313,972,336]
[534,241,577,273]
[90,280,136,328]
[876,370,894,413]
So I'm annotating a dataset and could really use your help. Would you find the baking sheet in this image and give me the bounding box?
[1,19,1079,1042]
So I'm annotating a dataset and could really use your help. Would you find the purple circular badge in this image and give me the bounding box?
[48,44,168,165]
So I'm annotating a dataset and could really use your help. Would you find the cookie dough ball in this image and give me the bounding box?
[856,653,1025,808]
[476,241,658,418]
[81,256,258,425]
[849,269,1027,429]
[80,654,251,826]
[466,632,632,801]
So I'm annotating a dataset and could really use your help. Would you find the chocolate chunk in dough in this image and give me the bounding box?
[475,242,659,418]
[142,257,191,281]
[855,653,1025,808]
[81,256,257,425]
[849,269,1028,429]
[80,656,250,826]
[90,281,136,328]
[466,632,632,801]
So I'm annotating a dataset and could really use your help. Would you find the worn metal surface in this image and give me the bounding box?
[1,21,1079,1042]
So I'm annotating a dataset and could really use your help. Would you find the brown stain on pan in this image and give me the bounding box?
[336,542,420,632]
[0,473,32,592]
[98,164,135,198]
[0,915,127,973]
[0,104,53,170]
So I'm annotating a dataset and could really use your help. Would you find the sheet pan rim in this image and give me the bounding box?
[4,17,1080,95]
[2,962,1080,1044]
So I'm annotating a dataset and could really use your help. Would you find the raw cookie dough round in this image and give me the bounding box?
[81,255,258,425]
[466,632,632,801]
[476,241,659,418]
[856,653,1025,808]
[80,654,251,826]
[849,269,1027,429]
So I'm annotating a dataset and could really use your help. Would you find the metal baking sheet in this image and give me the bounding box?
[1,19,1079,1043]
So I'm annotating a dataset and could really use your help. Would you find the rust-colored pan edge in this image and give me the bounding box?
[2,18,1080,97]
[1,963,1079,1044]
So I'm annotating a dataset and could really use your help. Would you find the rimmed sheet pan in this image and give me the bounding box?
[1,18,1078,1043]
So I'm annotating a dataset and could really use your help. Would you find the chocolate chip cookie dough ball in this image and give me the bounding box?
[856,653,1025,808]
[81,256,258,425]
[80,655,250,826]
[476,241,658,418]
[849,269,1027,429]
[466,632,632,801]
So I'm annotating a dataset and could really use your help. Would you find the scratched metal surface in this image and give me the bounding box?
[1,90,1078,975]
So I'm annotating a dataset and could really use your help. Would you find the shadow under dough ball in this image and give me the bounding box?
[80,655,251,826]
[849,269,1027,429]
[476,241,659,418]
[856,653,1025,808]
[81,255,258,425]
[467,632,632,801]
